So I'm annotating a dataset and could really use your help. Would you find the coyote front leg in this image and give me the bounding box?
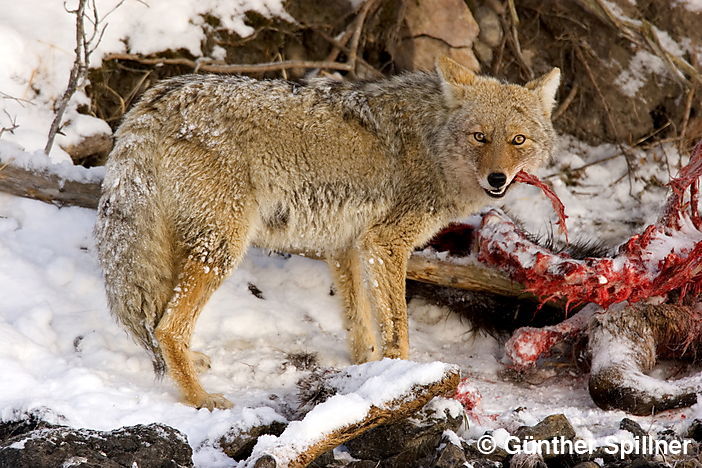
[328,248,379,363]
[361,228,414,360]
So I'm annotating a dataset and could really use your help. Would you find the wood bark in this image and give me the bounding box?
[407,254,523,296]
[0,162,100,209]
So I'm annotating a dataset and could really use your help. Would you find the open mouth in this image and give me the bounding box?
[484,183,511,199]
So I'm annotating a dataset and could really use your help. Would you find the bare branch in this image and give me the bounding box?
[101,0,128,22]
[316,30,383,78]
[45,0,88,155]
[0,91,33,107]
[102,52,354,73]
[346,0,380,77]
[552,84,578,121]
[88,23,109,56]
[0,111,19,139]
[63,0,79,15]
[575,0,701,86]
[45,0,126,155]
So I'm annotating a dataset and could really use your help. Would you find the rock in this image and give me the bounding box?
[606,460,669,468]
[308,450,334,467]
[620,418,647,438]
[464,461,502,468]
[471,4,503,67]
[687,419,702,442]
[669,460,702,468]
[512,414,577,465]
[391,0,480,72]
[253,455,277,468]
[433,440,467,468]
[344,403,464,464]
[514,414,576,442]
[219,421,287,461]
[0,415,45,444]
[509,453,546,468]
[474,6,502,48]
[463,439,509,464]
[401,0,478,49]
[0,421,193,468]
[473,40,494,67]
[346,461,379,468]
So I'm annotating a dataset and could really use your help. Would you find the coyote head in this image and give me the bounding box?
[435,57,560,199]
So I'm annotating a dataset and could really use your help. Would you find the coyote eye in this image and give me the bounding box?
[473,132,486,143]
[512,134,526,145]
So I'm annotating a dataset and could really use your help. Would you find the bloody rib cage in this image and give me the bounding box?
[428,141,702,367]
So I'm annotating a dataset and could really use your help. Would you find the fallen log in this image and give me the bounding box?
[407,252,523,296]
[0,152,101,209]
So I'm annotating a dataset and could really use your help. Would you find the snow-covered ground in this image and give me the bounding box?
[1,1,701,467]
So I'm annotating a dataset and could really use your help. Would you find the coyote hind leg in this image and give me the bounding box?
[155,254,233,410]
[155,220,250,410]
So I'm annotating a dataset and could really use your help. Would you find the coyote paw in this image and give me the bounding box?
[382,346,409,360]
[188,350,212,373]
[190,392,234,410]
[352,347,380,364]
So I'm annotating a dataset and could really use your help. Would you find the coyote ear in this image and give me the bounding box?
[436,56,476,86]
[526,67,561,115]
[436,56,476,106]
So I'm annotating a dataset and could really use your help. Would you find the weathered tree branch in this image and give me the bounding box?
[0,159,101,209]
[102,53,354,74]
[407,254,523,296]
[46,0,124,156]
[45,0,89,156]
[0,110,20,139]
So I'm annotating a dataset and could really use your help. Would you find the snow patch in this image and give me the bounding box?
[615,50,667,97]
[675,0,702,12]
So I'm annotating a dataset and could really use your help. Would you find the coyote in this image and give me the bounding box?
[95,57,560,409]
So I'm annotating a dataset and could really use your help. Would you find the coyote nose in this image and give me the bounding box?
[487,172,507,189]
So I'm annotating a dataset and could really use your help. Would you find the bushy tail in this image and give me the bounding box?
[94,134,176,376]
